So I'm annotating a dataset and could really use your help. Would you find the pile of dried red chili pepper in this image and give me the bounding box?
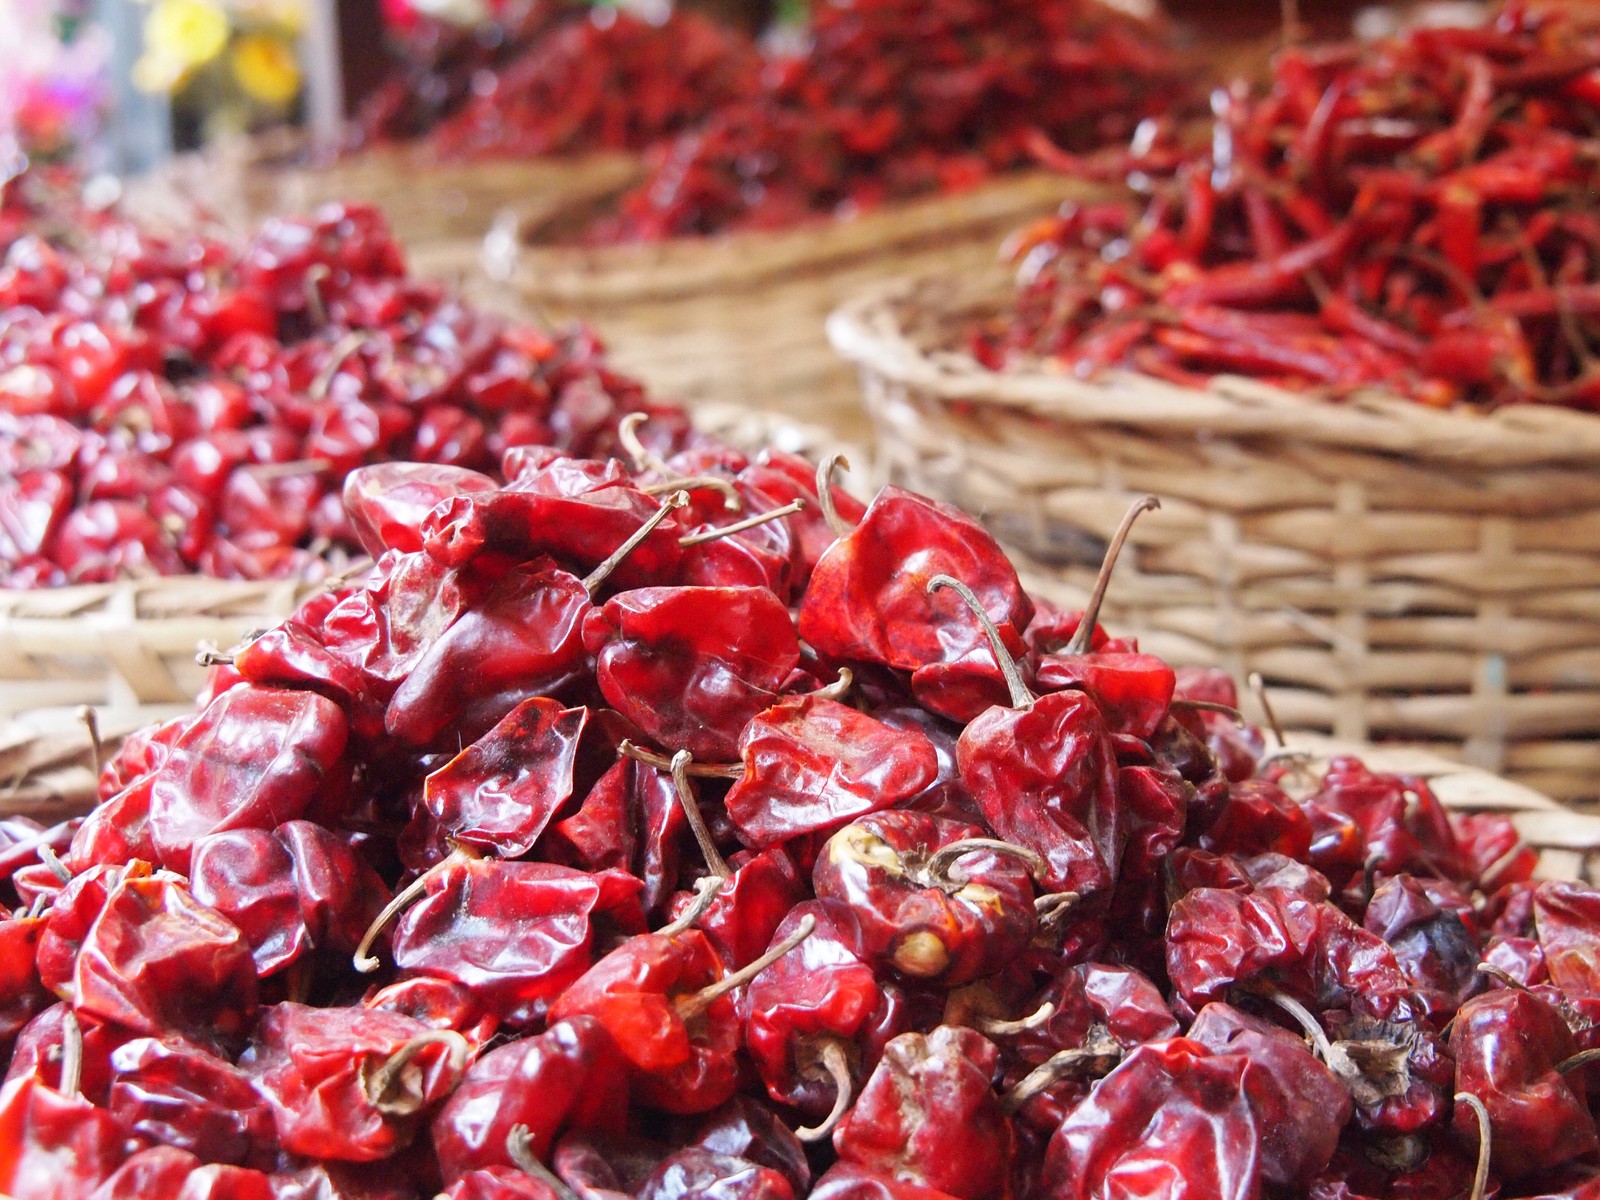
[597,0,1183,239]
[977,3,1600,410]
[3,424,1598,1198]
[0,168,687,587]
[354,3,761,160]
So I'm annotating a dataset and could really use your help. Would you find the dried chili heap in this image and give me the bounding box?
[980,3,1600,410]
[350,0,760,157]
[598,0,1183,239]
[3,434,1598,1199]
[0,170,687,588]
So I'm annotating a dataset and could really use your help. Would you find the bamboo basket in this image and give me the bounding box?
[828,270,1600,802]
[0,405,860,721]
[128,132,641,252]
[486,173,1080,437]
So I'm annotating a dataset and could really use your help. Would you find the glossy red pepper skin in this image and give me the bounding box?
[549,927,740,1114]
[636,1148,797,1200]
[0,1076,131,1200]
[343,462,499,557]
[813,811,1036,986]
[833,1026,1011,1200]
[106,1035,278,1169]
[391,861,645,1028]
[414,697,589,859]
[583,585,800,763]
[667,847,806,971]
[956,689,1123,898]
[145,685,351,874]
[242,1001,467,1163]
[431,1016,629,1184]
[798,486,1033,675]
[725,696,939,848]
[545,758,688,921]
[1451,988,1599,1179]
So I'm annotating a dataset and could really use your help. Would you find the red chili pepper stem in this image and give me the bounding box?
[508,1123,583,1200]
[1247,671,1286,749]
[618,739,742,779]
[678,498,806,546]
[674,913,818,1020]
[196,648,236,667]
[353,846,478,973]
[581,490,691,595]
[1259,987,1338,1062]
[78,704,103,778]
[363,1030,471,1115]
[970,999,1058,1037]
[310,330,376,400]
[1062,494,1161,656]
[670,750,733,881]
[1169,698,1245,723]
[1475,962,1528,992]
[618,412,673,476]
[925,574,1034,710]
[304,262,330,326]
[1556,1048,1600,1074]
[641,475,742,511]
[57,1009,82,1098]
[794,1039,855,1143]
[925,837,1048,884]
[1000,1027,1124,1114]
[815,454,854,538]
[240,458,335,481]
[657,876,727,938]
[810,667,854,702]
[1035,891,1083,927]
[1455,1091,1492,1200]
[36,845,70,884]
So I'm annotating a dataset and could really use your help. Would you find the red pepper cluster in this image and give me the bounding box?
[355,4,761,160]
[0,169,687,588]
[979,3,1600,410]
[2,433,1595,1199]
[598,0,1182,240]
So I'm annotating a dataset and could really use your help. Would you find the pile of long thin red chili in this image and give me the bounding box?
[598,0,1183,240]
[0,168,686,587]
[977,3,1600,410]
[3,433,1597,1198]
[349,1,761,157]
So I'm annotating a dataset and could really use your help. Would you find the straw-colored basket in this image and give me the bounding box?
[129,132,640,252]
[0,404,857,722]
[486,174,1079,436]
[828,271,1600,802]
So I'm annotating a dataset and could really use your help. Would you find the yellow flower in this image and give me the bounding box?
[143,0,229,72]
[231,33,300,104]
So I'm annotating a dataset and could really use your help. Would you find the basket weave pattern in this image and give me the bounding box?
[829,273,1600,801]
[489,174,1082,435]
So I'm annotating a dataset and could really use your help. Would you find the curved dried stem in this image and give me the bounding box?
[354,848,473,973]
[195,648,236,668]
[58,1010,82,1099]
[508,1124,582,1200]
[1455,1091,1492,1200]
[811,668,854,702]
[1001,1030,1124,1114]
[680,499,805,546]
[642,475,741,510]
[815,454,853,537]
[1034,891,1083,926]
[676,914,816,1020]
[1169,698,1245,723]
[657,876,726,938]
[78,706,102,779]
[37,845,70,885]
[1260,987,1338,1062]
[619,739,742,779]
[795,1040,854,1143]
[1062,495,1160,656]
[310,330,372,400]
[1475,962,1529,991]
[1556,1047,1600,1075]
[926,575,1034,710]
[972,1000,1057,1037]
[363,1030,470,1116]
[669,751,733,881]
[303,263,330,327]
[617,412,672,475]
[927,838,1047,884]
[582,491,689,595]
[1247,672,1286,749]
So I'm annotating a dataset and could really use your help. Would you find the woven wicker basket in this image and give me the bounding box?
[129,133,641,251]
[828,271,1600,802]
[0,404,857,722]
[486,174,1081,437]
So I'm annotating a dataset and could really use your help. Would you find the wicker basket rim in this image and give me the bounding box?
[827,274,1600,470]
[492,172,1083,303]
